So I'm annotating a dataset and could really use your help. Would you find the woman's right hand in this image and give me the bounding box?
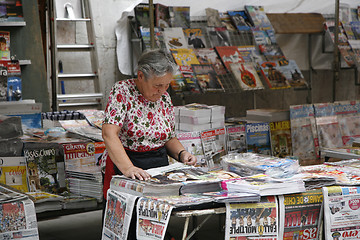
[123,165,151,181]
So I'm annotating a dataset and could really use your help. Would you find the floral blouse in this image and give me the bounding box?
[103,79,175,152]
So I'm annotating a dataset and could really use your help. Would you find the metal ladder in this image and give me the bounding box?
[49,0,102,111]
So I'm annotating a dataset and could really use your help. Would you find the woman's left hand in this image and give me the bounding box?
[180,151,197,166]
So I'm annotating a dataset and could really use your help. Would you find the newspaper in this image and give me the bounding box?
[323,186,360,240]
[102,189,137,240]
[226,124,247,154]
[136,197,173,240]
[201,127,226,170]
[0,198,39,239]
[225,196,278,240]
[278,189,323,240]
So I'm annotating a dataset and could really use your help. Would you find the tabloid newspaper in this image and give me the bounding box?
[322,186,360,240]
[0,198,40,239]
[278,189,323,240]
[62,142,96,172]
[200,127,226,170]
[136,197,173,240]
[102,189,137,240]
[225,196,278,240]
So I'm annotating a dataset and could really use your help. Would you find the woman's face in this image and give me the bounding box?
[137,70,172,102]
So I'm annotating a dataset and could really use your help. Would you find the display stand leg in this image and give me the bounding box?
[182,217,190,240]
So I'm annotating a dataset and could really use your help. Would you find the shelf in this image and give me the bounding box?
[56,18,90,22]
[0,21,26,26]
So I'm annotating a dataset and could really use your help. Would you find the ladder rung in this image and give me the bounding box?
[57,93,103,101]
[59,102,101,107]
[58,73,97,78]
[57,44,94,50]
[56,18,91,22]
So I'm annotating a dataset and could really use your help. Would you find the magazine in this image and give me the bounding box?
[0,31,10,60]
[62,141,96,173]
[6,60,22,101]
[176,131,206,166]
[205,8,222,27]
[245,5,273,29]
[155,3,170,28]
[322,186,360,240]
[170,72,187,94]
[246,122,271,155]
[24,146,58,194]
[102,189,137,240]
[200,127,226,170]
[214,46,244,71]
[278,189,323,240]
[0,156,29,192]
[227,10,252,31]
[178,65,202,94]
[237,45,264,64]
[77,109,104,129]
[230,62,264,91]
[193,48,227,75]
[163,27,188,52]
[168,6,190,28]
[206,27,232,47]
[269,120,292,158]
[259,61,291,89]
[0,60,7,101]
[219,12,237,32]
[170,48,200,66]
[0,198,40,240]
[134,4,151,28]
[226,124,247,154]
[191,64,225,92]
[139,27,166,50]
[136,197,173,240]
[59,119,103,141]
[183,28,207,48]
[225,196,278,239]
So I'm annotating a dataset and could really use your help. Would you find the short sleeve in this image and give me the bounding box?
[103,82,127,128]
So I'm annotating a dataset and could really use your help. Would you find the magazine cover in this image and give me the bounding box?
[134,4,151,28]
[274,60,308,89]
[24,146,58,193]
[183,28,207,48]
[176,131,206,166]
[193,48,227,75]
[0,198,40,239]
[205,8,222,27]
[258,44,286,62]
[219,12,237,32]
[0,60,7,101]
[163,27,188,52]
[201,127,227,169]
[226,124,247,153]
[155,3,170,28]
[269,120,292,158]
[322,186,360,240]
[215,46,244,71]
[170,72,187,94]
[139,27,166,50]
[170,48,200,66]
[259,61,291,89]
[0,156,29,192]
[136,197,173,240]
[102,189,137,240]
[252,29,272,46]
[77,109,105,129]
[206,27,232,47]
[246,122,272,155]
[168,6,190,28]
[6,60,22,101]
[0,31,10,60]
[237,45,264,64]
[179,65,202,94]
[62,142,96,172]
[290,104,319,162]
[338,115,360,146]
[278,189,323,240]
[245,5,273,29]
[227,10,252,31]
[230,62,264,91]
[225,196,278,239]
[191,64,225,92]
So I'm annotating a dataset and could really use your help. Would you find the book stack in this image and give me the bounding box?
[175,103,225,132]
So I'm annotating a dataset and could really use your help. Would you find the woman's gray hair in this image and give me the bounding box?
[137,49,178,80]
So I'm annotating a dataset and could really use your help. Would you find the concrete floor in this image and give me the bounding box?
[37,209,225,240]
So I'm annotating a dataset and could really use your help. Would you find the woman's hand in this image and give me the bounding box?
[179,151,197,166]
[123,165,151,181]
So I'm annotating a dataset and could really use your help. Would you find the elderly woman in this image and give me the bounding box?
[102,49,197,200]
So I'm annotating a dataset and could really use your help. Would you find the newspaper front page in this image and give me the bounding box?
[278,189,323,240]
[225,196,278,240]
[136,197,173,240]
[323,186,360,240]
[0,198,39,240]
[102,189,137,240]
